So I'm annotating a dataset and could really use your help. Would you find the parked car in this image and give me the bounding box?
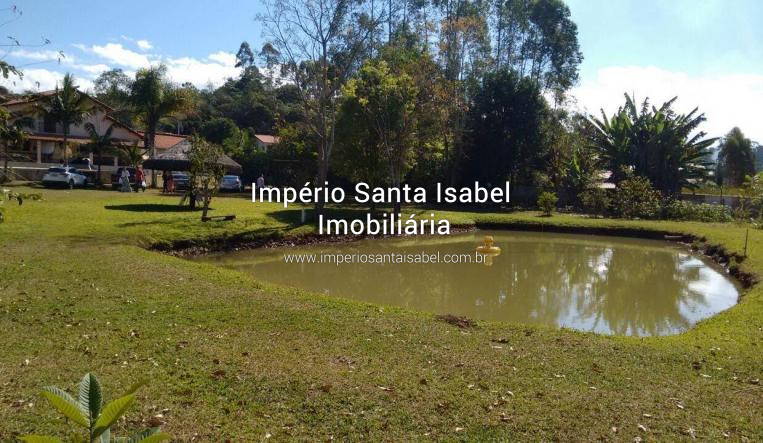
[172,172,190,191]
[41,167,89,188]
[111,167,136,189]
[219,175,243,192]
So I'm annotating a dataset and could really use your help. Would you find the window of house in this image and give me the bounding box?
[43,114,57,133]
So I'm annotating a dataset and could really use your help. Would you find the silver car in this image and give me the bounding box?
[42,167,88,188]
[219,175,243,192]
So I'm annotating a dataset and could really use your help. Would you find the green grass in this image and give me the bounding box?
[1,185,762,441]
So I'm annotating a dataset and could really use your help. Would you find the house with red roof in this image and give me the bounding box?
[1,90,187,167]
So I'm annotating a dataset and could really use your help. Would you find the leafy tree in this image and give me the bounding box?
[435,0,491,185]
[199,117,240,146]
[612,176,661,219]
[188,135,225,220]
[235,41,256,70]
[580,187,611,216]
[464,69,547,188]
[129,65,187,187]
[0,108,32,183]
[258,0,381,215]
[21,372,169,443]
[717,127,755,187]
[343,60,419,214]
[37,73,91,164]
[537,191,558,216]
[93,68,133,125]
[84,122,115,186]
[334,91,386,208]
[491,0,582,102]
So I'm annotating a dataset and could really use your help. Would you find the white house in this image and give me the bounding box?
[1,90,187,166]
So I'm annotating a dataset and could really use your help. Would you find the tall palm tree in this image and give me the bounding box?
[37,73,91,164]
[84,122,114,187]
[129,65,186,187]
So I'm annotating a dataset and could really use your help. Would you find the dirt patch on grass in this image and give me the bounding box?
[436,314,478,329]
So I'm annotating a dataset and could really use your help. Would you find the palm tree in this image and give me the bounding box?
[588,109,633,185]
[589,94,715,196]
[84,122,115,187]
[118,141,147,169]
[37,73,91,164]
[129,65,186,187]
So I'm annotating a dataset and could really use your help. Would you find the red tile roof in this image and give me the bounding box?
[254,134,279,144]
[138,131,187,149]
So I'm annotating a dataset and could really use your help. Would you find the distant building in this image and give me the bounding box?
[1,90,186,166]
[254,134,279,152]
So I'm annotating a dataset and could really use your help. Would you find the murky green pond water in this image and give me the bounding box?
[195,231,739,336]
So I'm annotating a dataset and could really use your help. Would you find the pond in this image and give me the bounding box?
[195,231,740,336]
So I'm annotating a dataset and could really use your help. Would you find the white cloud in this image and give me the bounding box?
[136,39,153,51]
[72,63,112,74]
[570,66,763,142]
[164,53,240,88]
[4,43,241,92]
[9,49,72,63]
[0,68,94,92]
[88,43,152,69]
[207,51,235,66]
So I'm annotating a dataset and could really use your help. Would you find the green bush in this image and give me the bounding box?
[537,191,558,216]
[580,187,611,216]
[662,200,732,222]
[612,177,661,219]
[21,373,170,443]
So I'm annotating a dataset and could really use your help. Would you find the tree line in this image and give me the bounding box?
[3,0,759,213]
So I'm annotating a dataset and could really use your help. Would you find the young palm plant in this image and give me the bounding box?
[84,123,115,187]
[21,373,170,443]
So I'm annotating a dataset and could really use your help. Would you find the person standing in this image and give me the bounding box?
[134,166,146,192]
[120,168,131,192]
[162,171,169,193]
[256,174,265,191]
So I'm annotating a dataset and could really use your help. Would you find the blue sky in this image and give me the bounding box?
[2,0,762,140]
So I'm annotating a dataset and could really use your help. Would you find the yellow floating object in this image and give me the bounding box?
[476,235,502,254]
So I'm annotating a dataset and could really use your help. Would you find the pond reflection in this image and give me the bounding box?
[195,231,739,336]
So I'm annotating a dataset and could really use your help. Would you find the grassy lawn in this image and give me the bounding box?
[1,185,761,441]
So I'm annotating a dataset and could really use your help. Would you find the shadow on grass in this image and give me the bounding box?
[104,203,207,213]
[266,206,378,227]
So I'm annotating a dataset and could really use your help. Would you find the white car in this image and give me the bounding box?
[42,167,89,188]
[219,175,243,192]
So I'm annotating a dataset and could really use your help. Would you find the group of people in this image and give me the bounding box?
[117,168,267,194]
[119,166,146,193]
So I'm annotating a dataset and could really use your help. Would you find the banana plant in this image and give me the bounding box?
[21,373,170,443]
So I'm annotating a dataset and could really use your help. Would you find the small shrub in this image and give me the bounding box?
[613,177,661,219]
[537,191,558,216]
[580,187,611,216]
[21,373,170,443]
[662,200,732,222]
